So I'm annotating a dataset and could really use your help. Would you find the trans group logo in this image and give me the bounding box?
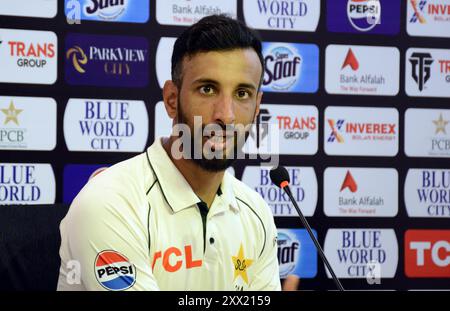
[65,33,149,87]
[262,42,319,93]
[95,250,136,291]
[406,48,450,97]
[0,28,57,84]
[65,0,150,23]
[277,229,317,278]
[327,0,401,35]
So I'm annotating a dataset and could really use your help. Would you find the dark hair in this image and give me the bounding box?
[171,14,264,88]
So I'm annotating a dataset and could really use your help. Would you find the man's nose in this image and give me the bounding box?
[213,93,235,125]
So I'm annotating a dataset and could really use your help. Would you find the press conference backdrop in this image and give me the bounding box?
[0,0,449,290]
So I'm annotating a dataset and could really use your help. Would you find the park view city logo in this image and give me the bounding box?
[405,108,450,157]
[64,98,149,152]
[243,0,320,31]
[325,45,400,96]
[407,0,450,38]
[324,167,398,217]
[65,33,149,87]
[244,104,318,155]
[261,42,319,93]
[327,0,401,35]
[405,230,450,277]
[63,164,110,203]
[324,229,398,279]
[0,0,57,18]
[277,229,317,278]
[65,0,149,23]
[241,166,317,217]
[0,96,56,151]
[406,48,450,97]
[156,0,237,26]
[404,169,450,218]
[0,29,57,84]
[324,106,399,156]
[0,163,55,204]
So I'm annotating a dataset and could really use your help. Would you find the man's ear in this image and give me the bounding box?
[162,80,179,119]
[254,91,263,122]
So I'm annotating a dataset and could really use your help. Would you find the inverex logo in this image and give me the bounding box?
[243,0,320,32]
[327,0,401,35]
[156,37,176,89]
[244,104,318,155]
[262,42,319,93]
[64,98,148,152]
[324,229,398,279]
[241,166,317,217]
[0,0,57,18]
[277,229,317,278]
[0,28,57,84]
[0,163,55,205]
[405,108,450,158]
[407,0,450,38]
[0,96,56,151]
[325,45,400,96]
[65,0,150,23]
[156,0,237,26]
[406,48,450,98]
[324,167,398,217]
[405,169,450,218]
[324,106,399,157]
[65,33,149,87]
[405,230,450,277]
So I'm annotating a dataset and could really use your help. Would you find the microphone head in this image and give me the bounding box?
[269,166,290,189]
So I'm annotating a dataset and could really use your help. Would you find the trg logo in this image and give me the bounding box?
[409,52,434,91]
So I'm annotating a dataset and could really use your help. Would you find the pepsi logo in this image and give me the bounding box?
[347,0,381,32]
[95,250,136,291]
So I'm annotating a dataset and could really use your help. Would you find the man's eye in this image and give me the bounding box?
[236,90,250,99]
[199,86,215,95]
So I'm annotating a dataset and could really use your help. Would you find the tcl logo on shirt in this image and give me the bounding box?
[152,245,202,273]
[405,230,450,278]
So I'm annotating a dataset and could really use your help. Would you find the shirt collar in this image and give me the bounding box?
[146,138,239,214]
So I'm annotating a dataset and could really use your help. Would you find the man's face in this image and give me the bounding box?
[174,48,263,171]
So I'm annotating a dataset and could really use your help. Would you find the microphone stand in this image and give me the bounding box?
[283,185,345,291]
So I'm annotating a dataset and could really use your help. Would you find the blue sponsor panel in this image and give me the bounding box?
[65,0,149,23]
[65,33,149,87]
[327,0,400,35]
[63,164,109,204]
[277,229,317,278]
[262,42,319,93]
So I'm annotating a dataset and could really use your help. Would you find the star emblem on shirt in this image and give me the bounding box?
[231,243,253,285]
[433,113,448,135]
[1,101,23,125]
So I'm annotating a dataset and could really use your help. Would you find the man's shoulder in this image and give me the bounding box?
[71,152,154,211]
[227,172,273,221]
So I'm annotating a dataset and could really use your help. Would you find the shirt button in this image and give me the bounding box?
[209,237,215,244]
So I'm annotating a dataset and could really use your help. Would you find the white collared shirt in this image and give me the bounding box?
[57,138,281,291]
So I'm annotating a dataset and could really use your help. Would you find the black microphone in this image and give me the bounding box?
[270,166,345,291]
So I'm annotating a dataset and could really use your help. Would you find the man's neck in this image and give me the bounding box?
[162,136,224,208]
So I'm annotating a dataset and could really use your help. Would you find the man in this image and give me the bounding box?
[57,14,281,291]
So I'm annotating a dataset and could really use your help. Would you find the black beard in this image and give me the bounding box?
[176,98,251,172]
